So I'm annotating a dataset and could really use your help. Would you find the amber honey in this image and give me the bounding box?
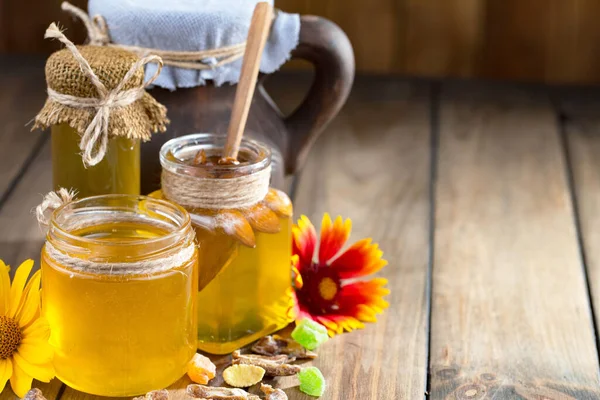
[156,134,295,354]
[51,123,140,197]
[41,195,197,397]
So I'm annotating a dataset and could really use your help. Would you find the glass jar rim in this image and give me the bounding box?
[160,133,271,176]
[49,194,192,249]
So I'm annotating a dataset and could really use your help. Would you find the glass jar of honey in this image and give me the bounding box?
[152,133,294,354]
[33,34,168,198]
[51,123,140,197]
[41,194,198,397]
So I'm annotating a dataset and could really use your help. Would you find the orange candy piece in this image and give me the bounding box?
[187,353,217,384]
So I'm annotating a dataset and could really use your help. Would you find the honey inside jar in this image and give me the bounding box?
[41,195,198,397]
[51,123,140,197]
[153,134,294,354]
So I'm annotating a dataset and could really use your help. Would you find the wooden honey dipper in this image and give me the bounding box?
[213,2,273,165]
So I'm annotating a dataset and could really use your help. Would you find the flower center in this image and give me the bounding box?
[318,277,338,301]
[0,315,21,359]
[296,264,342,315]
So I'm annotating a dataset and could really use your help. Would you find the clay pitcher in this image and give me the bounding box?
[142,15,354,193]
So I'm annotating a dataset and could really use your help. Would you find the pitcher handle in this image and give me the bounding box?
[283,15,354,174]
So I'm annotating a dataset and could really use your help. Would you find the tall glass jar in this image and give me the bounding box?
[41,195,197,397]
[151,134,295,354]
[33,42,168,198]
[51,124,140,197]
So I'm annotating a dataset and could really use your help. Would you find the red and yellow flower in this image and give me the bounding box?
[291,213,389,336]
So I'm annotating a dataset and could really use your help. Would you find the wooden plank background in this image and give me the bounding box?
[279,0,600,84]
[559,90,600,371]
[4,0,600,84]
[430,84,600,399]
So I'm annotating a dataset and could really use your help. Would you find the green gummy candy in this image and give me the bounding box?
[291,319,329,350]
[297,366,326,397]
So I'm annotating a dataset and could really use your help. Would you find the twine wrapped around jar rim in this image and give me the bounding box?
[161,165,272,210]
[36,190,196,275]
[43,241,196,275]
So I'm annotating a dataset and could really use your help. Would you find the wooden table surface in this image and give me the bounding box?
[2,57,600,399]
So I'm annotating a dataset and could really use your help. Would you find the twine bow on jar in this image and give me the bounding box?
[43,23,164,167]
[35,187,77,227]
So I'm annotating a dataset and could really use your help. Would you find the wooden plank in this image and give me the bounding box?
[0,141,63,399]
[478,0,551,81]
[478,0,600,84]
[289,77,431,399]
[0,140,50,269]
[560,89,600,380]
[565,0,600,84]
[430,83,600,399]
[403,0,483,78]
[277,0,407,73]
[0,59,47,203]
[0,0,87,53]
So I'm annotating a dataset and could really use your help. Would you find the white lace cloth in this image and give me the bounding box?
[88,0,300,90]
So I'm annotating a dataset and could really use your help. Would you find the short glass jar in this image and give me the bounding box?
[41,195,197,397]
[51,124,140,197]
[151,134,294,354]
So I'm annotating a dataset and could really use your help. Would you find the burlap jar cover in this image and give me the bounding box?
[33,23,169,167]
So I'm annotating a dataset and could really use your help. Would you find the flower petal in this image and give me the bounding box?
[13,353,54,383]
[297,308,313,322]
[291,255,303,289]
[326,314,365,333]
[330,239,387,279]
[17,341,53,366]
[336,278,390,324]
[292,215,317,267]
[16,272,41,328]
[286,288,299,321]
[10,359,33,398]
[0,359,12,394]
[319,214,351,264]
[20,318,50,343]
[354,304,380,322]
[0,260,10,316]
[340,278,390,307]
[8,260,34,318]
[315,316,343,337]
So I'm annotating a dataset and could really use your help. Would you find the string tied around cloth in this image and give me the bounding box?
[35,188,77,227]
[44,23,163,167]
[61,1,249,71]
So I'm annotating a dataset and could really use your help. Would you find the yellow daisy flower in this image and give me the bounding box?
[0,259,54,397]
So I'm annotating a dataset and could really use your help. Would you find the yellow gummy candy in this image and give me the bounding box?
[222,364,266,387]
